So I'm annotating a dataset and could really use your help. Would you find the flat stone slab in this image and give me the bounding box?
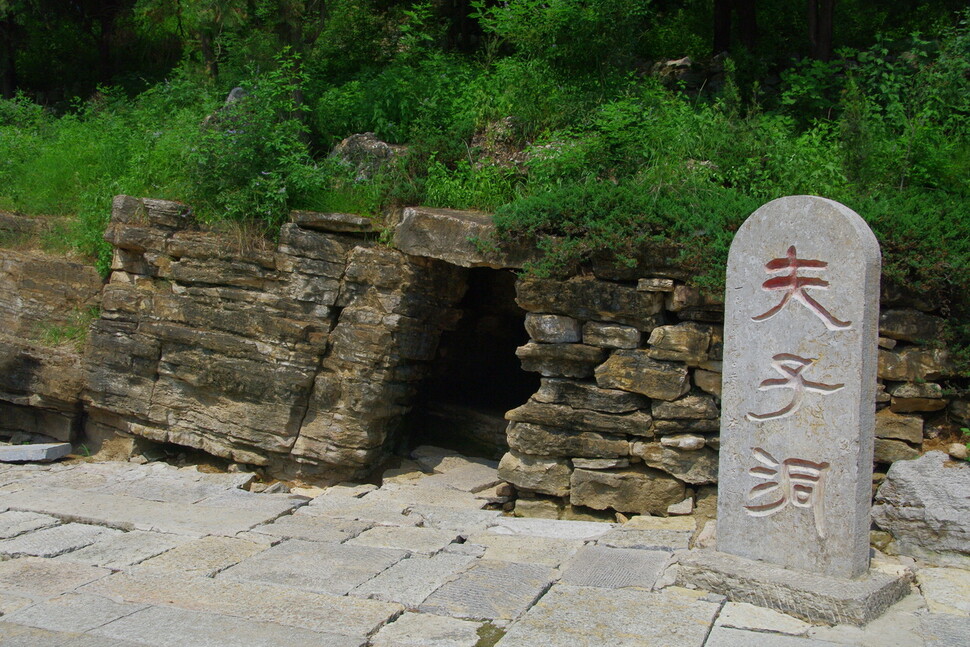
[298,497,421,527]
[916,567,970,615]
[676,549,912,625]
[495,584,721,647]
[55,530,191,569]
[0,443,72,463]
[464,533,584,567]
[82,570,402,636]
[714,601,812,636]
[559,545,671,589]
[351,552,476,607]
[419,559,556,622]
[597,515,695,551]
[250,515,370,543]
[418,462,502,493]
[0,557,111,599]
[705,626,843,647]
[920,614,970,647]
[347,526,461,555]
[366,484,484,510]
[405,505,503,534]
[0,522,122,558]
[394,207,533,269]
[132,535,267,577]
[0,621,147,647]
[1,592,147,634]
[0,485,288,536]
[89,604,366,647]
[484,517,614,540]
[217,538,407,595]
[0,510,61,539]
[370,613,483,647]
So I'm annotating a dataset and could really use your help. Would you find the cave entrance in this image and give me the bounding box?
[409,267,538,459]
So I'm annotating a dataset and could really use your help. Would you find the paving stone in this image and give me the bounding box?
[0,592,33,615]
[1,592,147,633]
[218,538,407,595]
[250,514,370,543]
[298,497,421,527]
[597,515,695,551]
[916,567,970,615]
[0,557,111,599]
[705,626,843,647]
[405,505,502,534]
[419,559,556,622]
[82,570,402,636]
[96,476,227,504]
[0,485,286,536]
[418,462,502,493]
[368,484,484,510]
[495,584,721,647]
[919,614,970,647]
[46,633,147,647]
[805,592,927,647]
[347,525,461,555]
[370,612,483,647]
[193,490,309,516]
[464,533,584,567]
[484,517,613,540]
[55,531,191,569]
[0,510,60,539]
[90,604,366,647]
[0,523,122,558]
[0,443,72,462]
[715,601,812,635]
[0,621,82,647]
[132,535,268,577]
[559,545,670,589]
[351,552,476,607]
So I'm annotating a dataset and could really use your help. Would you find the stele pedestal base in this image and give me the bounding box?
[675,549,912,626]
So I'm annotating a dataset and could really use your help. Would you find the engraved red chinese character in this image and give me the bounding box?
[747,353,844,421]
[751,245,851,331]
[744,447,830,538]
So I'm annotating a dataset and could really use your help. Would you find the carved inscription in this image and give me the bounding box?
[744,447,830,538]
[751,245,851,331]
[746,353,844,421]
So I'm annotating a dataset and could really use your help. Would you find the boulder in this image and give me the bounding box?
[630,441,718,484]
[651,393,718,420]
[646,323,712,364]
[582,322,641,349]
[888,381,947,413]
[874,438,921,464]
[594,350,690,401]
[872,451,970,568]
[498,450,572,497]
[506,400,653,437]
[693,369,722,398]
[879,309,945,343]
[515,342,607,378]
[878,347,953,381]
[516,276,664,331]
[394,206,533,269]
[570,466,686,515]
[524,314,582,343]
[874,408,923,444]
[506,422,629,459]
[533,378,649,414]
[331,132,407,180]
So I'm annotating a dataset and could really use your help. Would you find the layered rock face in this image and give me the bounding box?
[84,196,466,479]
[0,235,102,442]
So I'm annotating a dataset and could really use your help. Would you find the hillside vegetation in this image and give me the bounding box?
[0,1,967,360]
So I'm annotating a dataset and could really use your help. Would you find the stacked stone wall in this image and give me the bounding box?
[499,269,966,518]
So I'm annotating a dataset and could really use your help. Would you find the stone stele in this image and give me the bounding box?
[716,196,880,579]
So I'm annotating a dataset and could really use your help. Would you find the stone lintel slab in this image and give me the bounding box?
[0,443,72,463]
[674,549,911,626]
[394,206,534,269]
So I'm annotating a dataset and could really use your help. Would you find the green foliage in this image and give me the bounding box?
[424,156,520,212]
[35,306,100,351]
[186,52,322,231]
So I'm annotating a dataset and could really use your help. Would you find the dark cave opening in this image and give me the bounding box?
[407,268,539,459]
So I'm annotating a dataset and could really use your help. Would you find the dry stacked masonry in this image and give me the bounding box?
[0,197,966,517]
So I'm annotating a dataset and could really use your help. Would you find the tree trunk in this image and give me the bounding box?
[199,29,218,79]
[713,0,733,55]
[714,0,758,55]
[808,0,835,61]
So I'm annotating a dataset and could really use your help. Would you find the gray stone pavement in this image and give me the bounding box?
[0,452,966,646]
